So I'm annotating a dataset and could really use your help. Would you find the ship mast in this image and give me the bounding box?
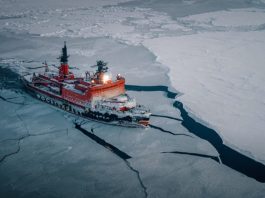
[60,41,69,64]
[59,41,70,78]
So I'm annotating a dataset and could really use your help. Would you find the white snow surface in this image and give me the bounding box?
[0,0,188,45]
[180,8,265,27]
[137,7,265,162]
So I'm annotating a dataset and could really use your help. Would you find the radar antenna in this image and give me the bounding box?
[91,60,108,73]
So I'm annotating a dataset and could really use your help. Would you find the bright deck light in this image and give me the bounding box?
[102,73,110,83]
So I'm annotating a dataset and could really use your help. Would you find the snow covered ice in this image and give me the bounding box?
[1,0,265,197]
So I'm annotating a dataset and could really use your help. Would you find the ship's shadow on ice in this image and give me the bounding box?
[126,84,265,183]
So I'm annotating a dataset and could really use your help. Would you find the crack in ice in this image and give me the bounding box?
[0,129,67,164]
[75,123,148,198]
[75,123,131,160]
[127,84,265,183]
[0,95,25,105]
[0,136,23,163]
[150,124,193,137]
[162,151,220,163]
[151,114,183,121]
[0,109,68,164]
[125,160,148,198]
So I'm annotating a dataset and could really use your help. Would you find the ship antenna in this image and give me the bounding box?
[44,60,49,72]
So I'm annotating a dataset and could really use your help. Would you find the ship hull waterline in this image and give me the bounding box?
[22,80,149,128]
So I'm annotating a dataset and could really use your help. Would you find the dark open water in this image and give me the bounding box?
[126,84,265,183]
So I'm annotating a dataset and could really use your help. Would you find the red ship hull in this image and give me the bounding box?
[22,42,151,127]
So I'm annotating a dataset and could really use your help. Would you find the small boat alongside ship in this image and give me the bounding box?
[22,42,151,127]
